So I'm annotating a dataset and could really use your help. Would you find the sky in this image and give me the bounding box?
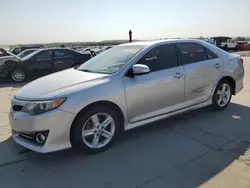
[0,0,250,45]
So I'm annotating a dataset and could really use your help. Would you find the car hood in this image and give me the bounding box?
[15,68,109,100]
[0,56,20,66]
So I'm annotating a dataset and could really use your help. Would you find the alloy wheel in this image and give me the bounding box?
[216,83,231,107]
[82,113,115,149]
[12,70,25,82]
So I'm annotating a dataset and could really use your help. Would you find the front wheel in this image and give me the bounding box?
[223,45,228,51]
[10,68,26,82]
[212,80,232,110]
[234,45,239,51]
[71,105,121,153]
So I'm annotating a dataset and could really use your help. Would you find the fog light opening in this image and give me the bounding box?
[36,133,46,144]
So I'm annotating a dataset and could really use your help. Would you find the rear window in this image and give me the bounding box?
[178,43,207,65]
[206,48,218,59]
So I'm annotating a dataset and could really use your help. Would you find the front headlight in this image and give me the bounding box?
[21,98,66,115]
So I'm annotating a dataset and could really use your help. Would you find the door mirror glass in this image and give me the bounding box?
[132,64,150,75]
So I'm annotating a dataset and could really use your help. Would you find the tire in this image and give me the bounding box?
[212,80,232,110]
[10,68,26,82]
[224,45,228,51]
[234,45,239,51]
[71,105,122,154]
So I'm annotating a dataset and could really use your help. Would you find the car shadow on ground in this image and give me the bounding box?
[1,102,250,188]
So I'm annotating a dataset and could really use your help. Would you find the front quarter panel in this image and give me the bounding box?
[58,75,128,126]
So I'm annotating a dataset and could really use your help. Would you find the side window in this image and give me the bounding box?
[178,43,207,65]
[34,51,52,60]
[137,44,178,72]
[54,50,72,58]
[206,48,218,59]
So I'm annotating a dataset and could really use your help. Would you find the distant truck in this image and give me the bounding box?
[209,36,238,51]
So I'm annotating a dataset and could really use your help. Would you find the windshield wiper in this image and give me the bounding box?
[78,69,94,72]
[78,69,108,74]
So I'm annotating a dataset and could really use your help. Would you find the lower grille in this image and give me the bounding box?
[18,132,35,140]
[15,130,50,146]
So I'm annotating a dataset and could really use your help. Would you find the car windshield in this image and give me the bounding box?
[77,45,146,74]
[21,50,41,61]
[5,51,21,60]
[18,49,37,58]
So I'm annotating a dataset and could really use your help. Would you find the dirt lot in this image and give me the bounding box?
[233,50,250,57]
[0,57,250,188]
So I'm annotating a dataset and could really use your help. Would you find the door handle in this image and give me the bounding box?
[173,72,183,79]
[214,63,221,69]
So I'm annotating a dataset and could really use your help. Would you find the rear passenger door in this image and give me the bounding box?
[27,50,53,77]
[177,42,222,105]
[53,49,73,72]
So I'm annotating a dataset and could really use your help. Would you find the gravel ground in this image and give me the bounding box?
[233,50,250,57]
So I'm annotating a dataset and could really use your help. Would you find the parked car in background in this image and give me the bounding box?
[239,42,250,51]
[0,51,21,78]
[0,48,92,82]
[72,46,86,51]
[210,36,238,51]
[9,39,244,154]
[17,49,38,58]
[0,48,11,57]
[10,45,43,55]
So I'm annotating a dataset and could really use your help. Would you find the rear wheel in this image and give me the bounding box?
[224,45,228,51]
[10,68,26,82]
[71,105,121,153]
[212,80,232,110]
[234,45,239,51]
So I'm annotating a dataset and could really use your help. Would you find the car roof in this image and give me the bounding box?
[120,39,205,47]
[20,48,39,52]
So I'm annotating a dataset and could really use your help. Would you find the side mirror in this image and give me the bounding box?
[132,64,150,75]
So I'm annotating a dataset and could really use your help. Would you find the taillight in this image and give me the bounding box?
[240,58,243,64]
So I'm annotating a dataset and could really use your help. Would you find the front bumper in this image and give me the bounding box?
[0,65,9,78]
[9,98,76,153]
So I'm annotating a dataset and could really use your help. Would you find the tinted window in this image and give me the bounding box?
[19,50,37,58]
[178,43,207,65]
[54,50,72,58]
[137,44,178,72]
[206,48,218,59]
[34,50,52,60]
[73,52,92,63]
[12,48,22,55]
[80,53,92,61]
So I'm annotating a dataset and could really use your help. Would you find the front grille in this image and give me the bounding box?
[12,105,23,112]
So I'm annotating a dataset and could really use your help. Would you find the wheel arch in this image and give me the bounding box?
[9,64,29,76]
[219,76,236,95]
[69,100,125,143]
[4,60,17,67]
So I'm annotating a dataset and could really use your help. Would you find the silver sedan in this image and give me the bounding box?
[9,39,244,153]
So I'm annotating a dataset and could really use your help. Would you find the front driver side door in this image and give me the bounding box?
[27,50,53,77]
[122,43,185,123]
